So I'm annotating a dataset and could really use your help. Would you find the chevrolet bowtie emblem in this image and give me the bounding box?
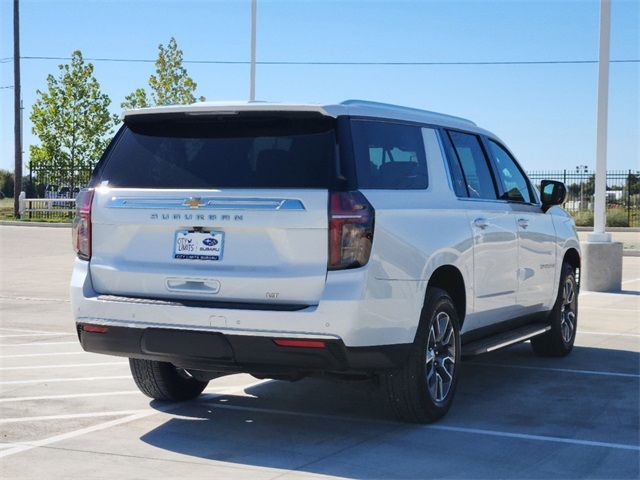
[183,197,205,208]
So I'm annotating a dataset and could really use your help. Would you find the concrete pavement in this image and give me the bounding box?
[0,226,638,479]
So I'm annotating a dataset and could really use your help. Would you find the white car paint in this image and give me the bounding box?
[71,100,580,349]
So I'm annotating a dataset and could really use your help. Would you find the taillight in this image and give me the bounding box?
[72,189,94,260]
[328,191,374,270]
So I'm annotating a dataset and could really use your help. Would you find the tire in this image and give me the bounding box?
[530,262,578,357]
[381,287,462,423]
[129,358,208,401]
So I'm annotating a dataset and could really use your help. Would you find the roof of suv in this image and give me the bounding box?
[122,99,491,134]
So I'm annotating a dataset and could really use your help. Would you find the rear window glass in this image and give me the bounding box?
[350,120,428,189]
[94,115,337,189]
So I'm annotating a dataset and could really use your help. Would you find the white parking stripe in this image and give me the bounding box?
[1,352,86,359]
[0,341,79,347]
[579,331,640,337]
[0,375,131,385]
[0,412,156,459]
[0,390,139,403]
[0,362,127,372]
[0,333,74,338]
[201,401,640,451]
[470,362,639,378]
[0,380,268,458]
[0,296,69,303]
[0,410,149,424]
[0,327,71,334]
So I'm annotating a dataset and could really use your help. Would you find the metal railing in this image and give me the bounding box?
[22,164,640,226]
[527,169,639,227]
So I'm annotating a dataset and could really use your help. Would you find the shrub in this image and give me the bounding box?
[606,208,629,227]
[573,210,593,227]
[570,209,630,227]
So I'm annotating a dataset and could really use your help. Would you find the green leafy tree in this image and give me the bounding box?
[121,37,197,109]
[121,87,149,109]
[29,51,118,187]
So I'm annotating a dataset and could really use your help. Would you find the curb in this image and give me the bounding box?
[576,227,640,232]
[623,249,640,257]
[0,221,71,228]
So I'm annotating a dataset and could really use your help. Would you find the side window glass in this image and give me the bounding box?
[447,131,496,199]
[351,120,428,189]
[487,140,531,203]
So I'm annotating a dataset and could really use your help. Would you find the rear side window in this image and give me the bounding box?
[93,115,337,189]
[350,120,428,189]
[447,131,496,200]
[486,140,532,203]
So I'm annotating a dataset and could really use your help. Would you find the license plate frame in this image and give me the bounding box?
[173,230,224,261]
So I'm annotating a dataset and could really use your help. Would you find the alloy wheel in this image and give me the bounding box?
[426,311,456,402]
[560,278,576,344]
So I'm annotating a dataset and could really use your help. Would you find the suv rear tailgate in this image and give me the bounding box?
[90,188,328,305]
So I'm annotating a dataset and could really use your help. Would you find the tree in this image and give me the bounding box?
[121,37,197,109]
[29,51,118,187]
[121,87,149,110]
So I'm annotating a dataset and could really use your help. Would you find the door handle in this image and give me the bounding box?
[473,218,489,229]
[517,218,529,229]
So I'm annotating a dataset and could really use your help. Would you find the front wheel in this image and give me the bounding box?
[531,262,578,357]
[382,287,462,423]
[129,358,208,401]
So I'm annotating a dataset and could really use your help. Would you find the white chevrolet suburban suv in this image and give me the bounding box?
[71,100,580,422]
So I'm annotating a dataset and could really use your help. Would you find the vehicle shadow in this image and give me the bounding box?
[141,344,639,479]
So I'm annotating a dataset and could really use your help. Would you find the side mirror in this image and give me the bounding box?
[540,180,567,211]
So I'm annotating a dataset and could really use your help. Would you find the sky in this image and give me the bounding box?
[0,0,638,174]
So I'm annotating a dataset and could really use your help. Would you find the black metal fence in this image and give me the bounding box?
[25,163,640,226]
[25,163,93,220]
[527,170,640,227]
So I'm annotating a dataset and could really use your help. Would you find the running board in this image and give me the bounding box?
[462,324,551,357]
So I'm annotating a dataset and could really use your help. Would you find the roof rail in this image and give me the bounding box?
[340,99,477,126]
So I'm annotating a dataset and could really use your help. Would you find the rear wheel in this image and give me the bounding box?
[531,262,578,357]
[382,287,461,423]
[129,358,208,401]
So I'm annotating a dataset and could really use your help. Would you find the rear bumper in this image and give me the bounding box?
[71,258,425,347]
[77,324,411,374]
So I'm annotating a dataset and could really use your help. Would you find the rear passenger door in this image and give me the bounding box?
[445,130,519,329]
[484,139,557,313]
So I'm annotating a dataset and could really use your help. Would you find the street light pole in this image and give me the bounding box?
[589,0,611,242]
[581,0,622,292]
[13,0,22,218]
[249,0,257,102]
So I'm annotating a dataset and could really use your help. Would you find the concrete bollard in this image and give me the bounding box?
[580,240,623,292]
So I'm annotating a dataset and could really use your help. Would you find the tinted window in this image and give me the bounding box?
[447,131,496,199]
[487,140,532,203]
[94,115,336,189]
[351,120,428,189]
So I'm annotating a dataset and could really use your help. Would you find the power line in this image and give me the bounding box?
[0,56,639,66]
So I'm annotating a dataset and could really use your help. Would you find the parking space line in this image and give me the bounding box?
[0,410,150,424]
[200,401,640,452]
[1,352,86,359]
[0,327,71,334]
[0,411,156,459]
[0,295,70,303]
[0,380,268,459]
[469,362,639,378]
[0,362,127,372]
[0,375,131,385]
[0,341,79,347]
[579,330,640,337]
[0,390,140,403]
[0,333,74,338]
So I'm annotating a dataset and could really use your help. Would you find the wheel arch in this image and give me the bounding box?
[426,265,467,328]
[563,247,581,287]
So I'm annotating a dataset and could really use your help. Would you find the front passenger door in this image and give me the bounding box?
[485,139,557,313]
